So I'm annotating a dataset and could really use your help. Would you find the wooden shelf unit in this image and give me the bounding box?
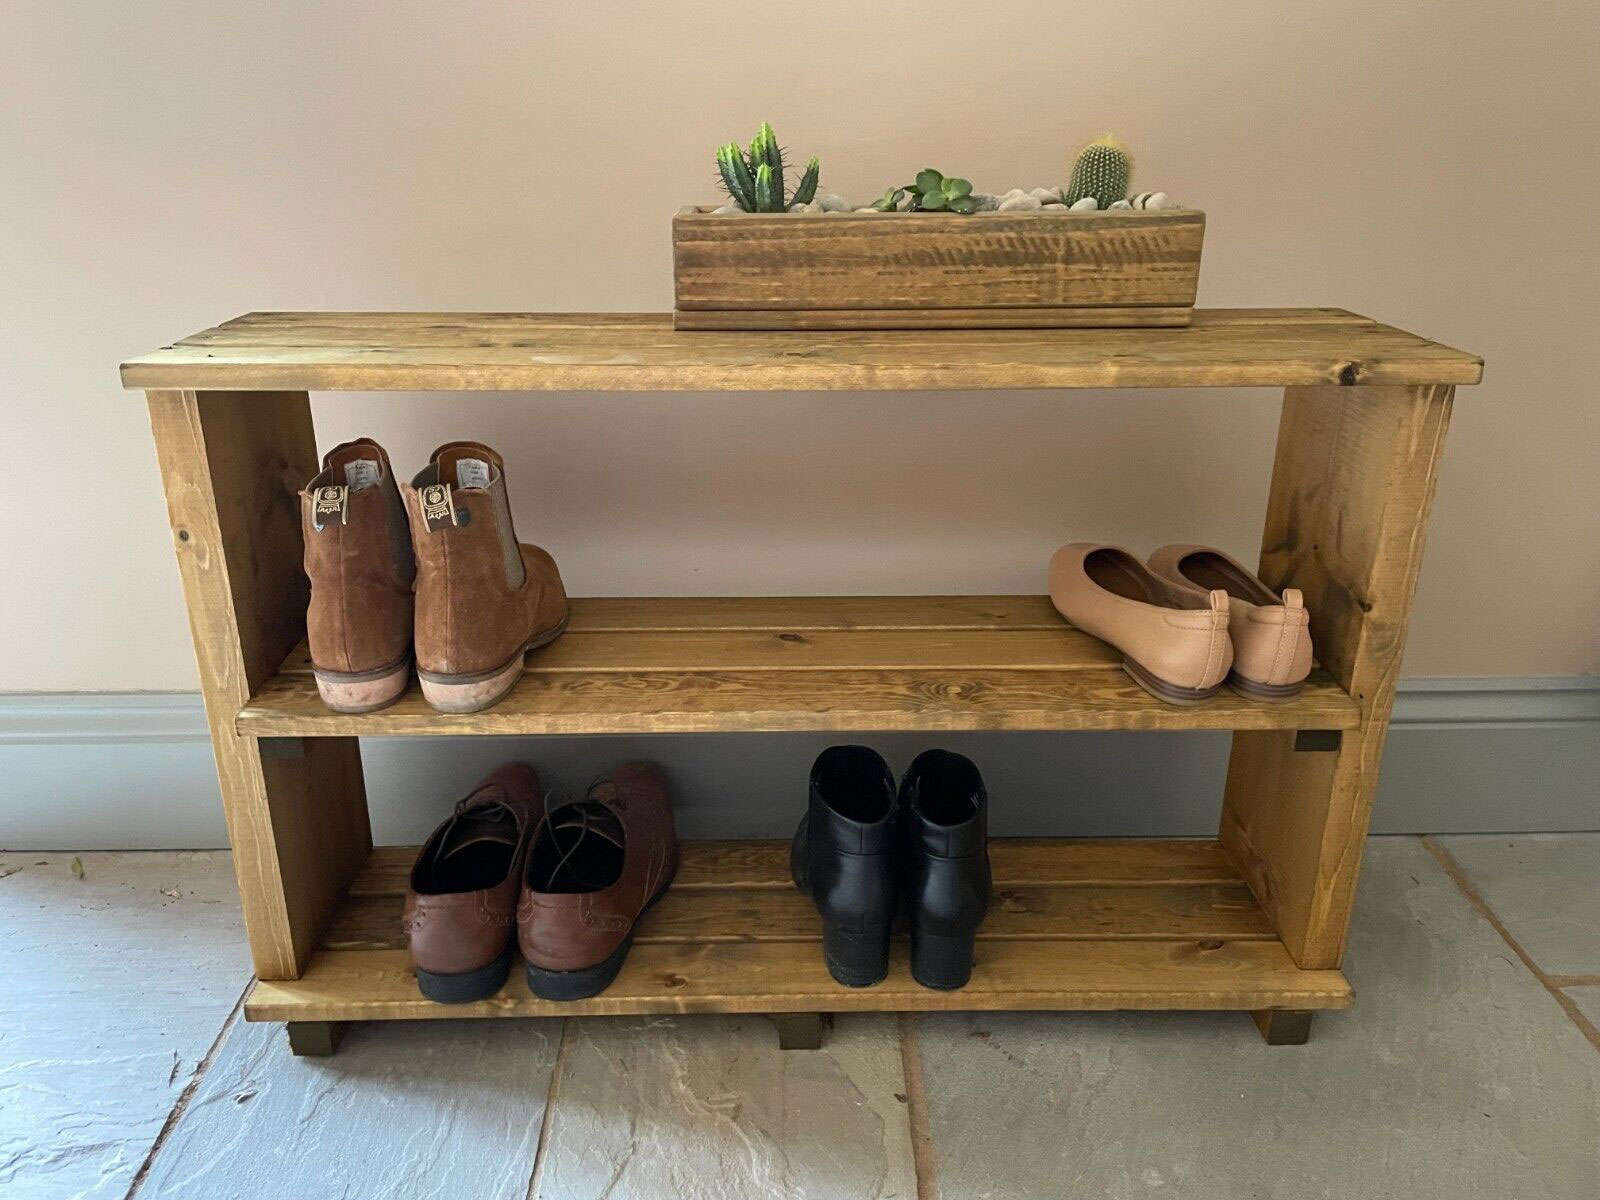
[125,308,1480,1054]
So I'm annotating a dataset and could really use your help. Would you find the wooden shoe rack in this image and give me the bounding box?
[123,309,1480,1054]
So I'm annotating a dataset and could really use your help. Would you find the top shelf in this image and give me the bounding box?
[121,308,1482,393]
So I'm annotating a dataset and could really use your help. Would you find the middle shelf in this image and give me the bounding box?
[236,594,1360,738]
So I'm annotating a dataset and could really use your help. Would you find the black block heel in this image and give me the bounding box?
[822,922,891,988]
[416,942,516,1004]
[911,927,977,990]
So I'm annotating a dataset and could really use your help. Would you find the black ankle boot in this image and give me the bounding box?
[899,749,990,989]
[791,745,899,988]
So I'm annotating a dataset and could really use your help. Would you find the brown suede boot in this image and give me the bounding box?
[402,441,569,713]
[300,438,416,713]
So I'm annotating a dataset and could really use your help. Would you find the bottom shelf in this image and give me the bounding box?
[244,839,1352,1022]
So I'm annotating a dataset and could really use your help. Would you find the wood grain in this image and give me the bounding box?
[673,306,1194,331]
[146,390,370,980]
[238,664,1359,737]
[120,310,1483,392]
[672,208,1205,313]
[1221,384,1456,969]
[244,940,1352,1023]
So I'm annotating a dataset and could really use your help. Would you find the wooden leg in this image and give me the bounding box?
[147,390,370,980]
[1252,1009,1314,1045]
[286,1021,349,1057]
[774,1013,826,1050]
[1222,384,1454,969]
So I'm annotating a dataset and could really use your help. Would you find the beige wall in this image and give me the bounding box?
[3,3,1596,692]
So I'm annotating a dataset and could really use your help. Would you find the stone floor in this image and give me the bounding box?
[1,835,1595,1199]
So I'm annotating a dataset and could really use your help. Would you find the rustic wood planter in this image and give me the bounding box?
[672,205,1206,330]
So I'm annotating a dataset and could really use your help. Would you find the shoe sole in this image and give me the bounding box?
[416,942,516,1004]
[417,615,570,714]
[1122,658,1222,706]
[1226,671,1306,702]
[524,864,677,1002]
[313,656,412,714]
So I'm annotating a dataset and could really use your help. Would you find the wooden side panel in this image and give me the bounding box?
[1221,384,1455,968]
[146,390,370,979]
[672,209,1205,310]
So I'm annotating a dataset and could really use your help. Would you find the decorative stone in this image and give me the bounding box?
[711,204,742,214]
[997,194,1043,212]
[819,193,851,212]
[1069,196,1099,211]
[1030,187,1063,203]
[971,192,1000,212]
[1130,191,1173,211]
[1041,201,1066,208]
[1108,199,1132,209]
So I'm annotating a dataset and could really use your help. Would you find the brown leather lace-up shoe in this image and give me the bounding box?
[300,438,416,713]
[401,442,569,714]
[404,763,538,1003]
[518,761,679,1001]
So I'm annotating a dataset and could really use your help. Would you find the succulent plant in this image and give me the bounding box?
[904,168,978,214]
[714,122,820,212]
[870,187,906,212]
[1065,136,1132,208]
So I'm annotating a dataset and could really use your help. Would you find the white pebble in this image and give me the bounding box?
[1069,196,1098,211]
[1001,187,1028,199]
[1108,199,1132,209]
[711,204,742,214]
[1041,201,1066,208]
[819,193,851,212]
[971,193,1000,212]
[1030,187,1063,203]
[997,194,1043,212]
[1145,191,1173,210]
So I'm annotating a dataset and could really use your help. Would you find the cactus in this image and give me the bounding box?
[1065,136,1132,208]
[904,168,977,214]
[716,143,757,211]
[754,162,781,213]
[713,122,820,212]
[791,157,820,207]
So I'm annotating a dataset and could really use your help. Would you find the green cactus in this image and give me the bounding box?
[1064,136,1132,207]
[713,122,820,212]
[791,157,820,207]
[749,121,785,207]
[754,162,781,213]
[716,143,757,211]
[903,168,977,214]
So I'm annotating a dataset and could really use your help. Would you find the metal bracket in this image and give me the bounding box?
[1293,729,1342,753]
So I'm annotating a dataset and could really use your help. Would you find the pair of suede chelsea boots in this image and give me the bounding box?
[300,438,568,715]
[791,746,991,990]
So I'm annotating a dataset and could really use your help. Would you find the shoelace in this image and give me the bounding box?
[535,780,624,893]
[426,790,515,874]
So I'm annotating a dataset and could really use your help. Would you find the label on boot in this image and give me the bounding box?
[454,458,491,490]
[343,459,380,491]
[420,482,459,531]
[311,485,349,529]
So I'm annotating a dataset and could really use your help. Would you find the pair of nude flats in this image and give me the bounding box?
[1049,543,1314,705]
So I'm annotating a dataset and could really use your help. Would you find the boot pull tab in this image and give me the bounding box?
[311,484,348,531]
[420,482,460,532]
[1208,588,1230,617]
[1282,587,1304,610]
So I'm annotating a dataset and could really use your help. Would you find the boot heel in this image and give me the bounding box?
[821,922,890,988]
[911,927,977,990]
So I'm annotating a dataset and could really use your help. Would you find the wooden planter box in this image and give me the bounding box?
[672,205,1205,330]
